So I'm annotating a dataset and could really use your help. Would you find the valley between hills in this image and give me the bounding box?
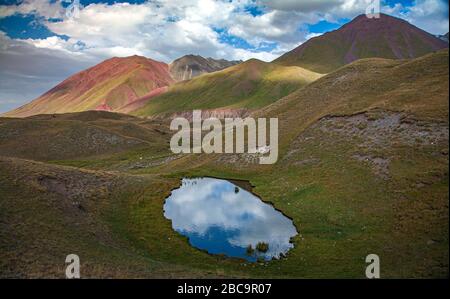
[0,14,448,278]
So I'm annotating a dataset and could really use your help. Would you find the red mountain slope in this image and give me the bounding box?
[3,55,174,117]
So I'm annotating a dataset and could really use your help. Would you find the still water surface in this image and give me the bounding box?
[163,177,297,262]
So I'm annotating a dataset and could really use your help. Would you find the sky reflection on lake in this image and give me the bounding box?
[163,177,298,262]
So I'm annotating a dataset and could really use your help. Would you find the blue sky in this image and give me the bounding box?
[2,1,442,54]
[0,0,448,113]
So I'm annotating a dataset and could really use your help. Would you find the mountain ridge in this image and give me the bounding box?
[2,54,244,118]
[3,13,448,118]
[133,58,323,117]
[274,13,448,73]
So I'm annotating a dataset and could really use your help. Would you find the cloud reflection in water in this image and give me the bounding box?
[164,177,297,262]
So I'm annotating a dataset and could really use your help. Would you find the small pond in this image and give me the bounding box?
[163,177,298,262]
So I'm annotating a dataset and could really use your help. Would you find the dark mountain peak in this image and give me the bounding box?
[177,54,203,60]
[169,54,241,81]
[340,13,422,33]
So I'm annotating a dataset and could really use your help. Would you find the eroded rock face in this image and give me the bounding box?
[316,112,448,150]
[169,55,241,81]
[285,110,448,179]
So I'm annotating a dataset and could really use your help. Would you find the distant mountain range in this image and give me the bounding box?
[133,59,321,116]
[437,32,449,43]
[274,14,448,73]
[3,54,241,118]
[3,13,448,118]
[169,55,242,81]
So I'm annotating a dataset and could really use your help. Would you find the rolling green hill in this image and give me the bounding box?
[132,59,322,117]
[264,49,449,149]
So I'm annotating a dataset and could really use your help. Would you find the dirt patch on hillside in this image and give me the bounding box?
[121,154,183,170]
[170,109,250,121]
[38,176,70,197]
[286,110,448,179]
[318,111,448,150]
[352,154,390,179]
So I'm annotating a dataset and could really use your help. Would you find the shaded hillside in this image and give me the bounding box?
[275,14,448,73]
[3,56,174,118]
[133,59,322,117]
[0,111,171,161]
[0,156,218,278]
[169,55,241,81]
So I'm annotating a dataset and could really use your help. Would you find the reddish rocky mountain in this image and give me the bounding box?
[274,13,448,73]
[3,55,174,117]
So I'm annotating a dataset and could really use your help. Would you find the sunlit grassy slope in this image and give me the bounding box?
[132,59,322,117]
[264,49,449,152]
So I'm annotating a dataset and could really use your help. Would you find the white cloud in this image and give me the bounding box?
[35,1,265,62]
[0,0,64,19]
[3,0,447,66]
[259,0,344,13]
[398,0,449,34]
[305,32,323,40]
[0,32,95,113]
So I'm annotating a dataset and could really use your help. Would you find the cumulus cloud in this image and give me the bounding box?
[2,0,447,65]
[260,0,448,34]
[259,0,344,13]
[40,1,281,62]
[399,0,449,34]
[0,0,65,19]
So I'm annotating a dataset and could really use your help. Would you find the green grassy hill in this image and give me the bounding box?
[264,49,449,150]
[132,59,322,117]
